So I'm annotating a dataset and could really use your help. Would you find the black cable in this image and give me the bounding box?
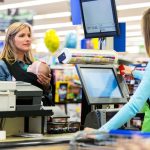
[0,118,6,130]
[2,118,6,130]
[99,37,106,50]
[0,118,3,130]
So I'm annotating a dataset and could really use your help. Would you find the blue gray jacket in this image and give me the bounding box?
[0,59,29,81]
[0,60,12,81]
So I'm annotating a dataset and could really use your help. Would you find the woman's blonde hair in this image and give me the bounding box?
[142,8,150,57]
[0,22,34,64]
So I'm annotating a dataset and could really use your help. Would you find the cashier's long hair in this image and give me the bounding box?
[142,8,150,57]
[0,22,34,64]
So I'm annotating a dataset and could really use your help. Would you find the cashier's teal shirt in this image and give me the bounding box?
[98,61,150,134]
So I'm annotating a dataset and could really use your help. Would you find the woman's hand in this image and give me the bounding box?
[37,73,52,90]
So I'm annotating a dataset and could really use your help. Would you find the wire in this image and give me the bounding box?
[99,37,106,50]
[0,118,6,130]
[0,118,3,130]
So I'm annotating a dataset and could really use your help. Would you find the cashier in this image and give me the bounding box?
[0,22,52,102]
[85,8,150,135]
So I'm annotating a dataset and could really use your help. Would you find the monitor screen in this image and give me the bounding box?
[76,64,128,105]
[79,0,119,38]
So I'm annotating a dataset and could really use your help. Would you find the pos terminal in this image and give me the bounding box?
[76,64,129,129]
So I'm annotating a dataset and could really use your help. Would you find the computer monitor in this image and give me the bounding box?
[79,0,119,38]
[76,64,128,105]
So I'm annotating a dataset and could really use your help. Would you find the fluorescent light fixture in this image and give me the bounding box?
[126,46,141,53]
[117,2,150,10]
[126,25,141,31]
[0,0,69,10]
[126,31,142,37]
[56,30,83,36]
[34,12,71,20]
[34,29,84,38]
[118,16,142,22]
[33,42,48,53]
[34,30,73,37]
[33,22,73,30]
[38,37,65,42]
[0,36,5,41]
[0,22,83,40]
[127,41,144,46]
[127,37,144,42]
[34,36,65,42]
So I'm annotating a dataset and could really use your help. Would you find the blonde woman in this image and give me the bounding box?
[0,22,52,104]
[85,8,150,135]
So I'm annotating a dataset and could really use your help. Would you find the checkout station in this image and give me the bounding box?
[0,0,147,149]
[0,81,53,138]
[0,56,144,149]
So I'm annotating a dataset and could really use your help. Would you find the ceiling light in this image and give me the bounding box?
[127,41,144,45]
[126,46,141,53]
[0,0,69,10]
[0,36,5,40]
[118,16,142,22]
[34,29,84,38]
[127,37,144,42]
[126,31,142,37]
[126,25,141,31]
[34,12,71,20]
[57,30,84,36]
[0,28,84,41]
[33,22,73,30]
[117,2,150,10]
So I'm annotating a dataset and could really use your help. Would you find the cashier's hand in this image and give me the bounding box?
[84,127,97,139]
[84,127,96,131]
[37,73,51,89]
[122,65,135,75]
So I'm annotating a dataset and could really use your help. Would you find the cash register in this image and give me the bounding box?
[0,81,43,111]
[15,81,43,111]
[76,64,129,129]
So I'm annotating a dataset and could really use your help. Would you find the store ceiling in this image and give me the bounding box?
[0,0,150,51]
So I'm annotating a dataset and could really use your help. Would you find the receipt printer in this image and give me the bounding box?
[84,109,120,129]
[0,81,16,111]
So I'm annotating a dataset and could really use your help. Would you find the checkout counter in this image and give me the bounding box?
[0,81,53,136]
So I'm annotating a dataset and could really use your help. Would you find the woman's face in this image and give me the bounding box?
[14,27,32,54]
